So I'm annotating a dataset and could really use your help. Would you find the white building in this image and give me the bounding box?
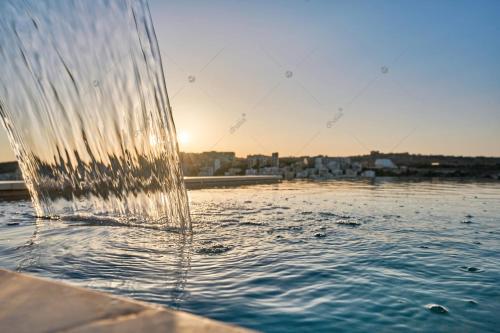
[375,159,397,169]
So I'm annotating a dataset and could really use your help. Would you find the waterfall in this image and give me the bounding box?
[0,0,191,231]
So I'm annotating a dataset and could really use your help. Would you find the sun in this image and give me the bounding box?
[177,131,190,146]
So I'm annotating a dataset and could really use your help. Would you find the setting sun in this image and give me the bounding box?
[177,130,190,147]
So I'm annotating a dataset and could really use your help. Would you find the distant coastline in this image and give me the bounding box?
[2,151,500,181]
[178,151,500,180]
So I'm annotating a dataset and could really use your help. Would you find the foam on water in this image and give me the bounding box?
[0,0,190,230]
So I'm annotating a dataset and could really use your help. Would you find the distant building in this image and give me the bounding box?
[345,169,358,177]
[247,154,270,168]
[281,167,295,180]
[342,157,351,167]
[314,157,323,169]
[0,161,22,180]
[318,168,332,178]
[202,151,235,163]
[330,169,343,177]
[260,167,280,176]
[198,166,214,177]
[224,168,242,176]
[296,170,310,178]
[178,150,500,178]
[361,170,376,178]
[272,152,279,168]
[327,160,340,172]
[214,159,221,172]
[351,162,362,173]
[375,159,397,169]
[245,169,257,175]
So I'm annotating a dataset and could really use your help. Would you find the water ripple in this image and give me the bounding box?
[1,179,500,332]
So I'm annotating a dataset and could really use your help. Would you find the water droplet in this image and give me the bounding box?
[425,304,448,314]
[336,219,360,227]
[460,266,482,273]
[196,243,232,255]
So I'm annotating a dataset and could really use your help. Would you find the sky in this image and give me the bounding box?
[1,0,499,161]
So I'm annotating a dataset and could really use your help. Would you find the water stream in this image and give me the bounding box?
[0,0,191,230]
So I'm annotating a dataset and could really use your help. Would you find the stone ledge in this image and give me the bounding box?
[0,269,256,333]
[0,176,282,200]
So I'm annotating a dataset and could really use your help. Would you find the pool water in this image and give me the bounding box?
[1,179,499,332]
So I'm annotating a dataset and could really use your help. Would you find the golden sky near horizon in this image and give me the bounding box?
[1,0,500,161]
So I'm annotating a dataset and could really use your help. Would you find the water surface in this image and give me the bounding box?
[1,179,499,332]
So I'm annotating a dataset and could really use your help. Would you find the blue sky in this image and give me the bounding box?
[1,0,499,160]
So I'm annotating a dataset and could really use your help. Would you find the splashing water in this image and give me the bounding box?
[0,0,191,230]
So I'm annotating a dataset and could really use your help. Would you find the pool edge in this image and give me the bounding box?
[0,268,257,333]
